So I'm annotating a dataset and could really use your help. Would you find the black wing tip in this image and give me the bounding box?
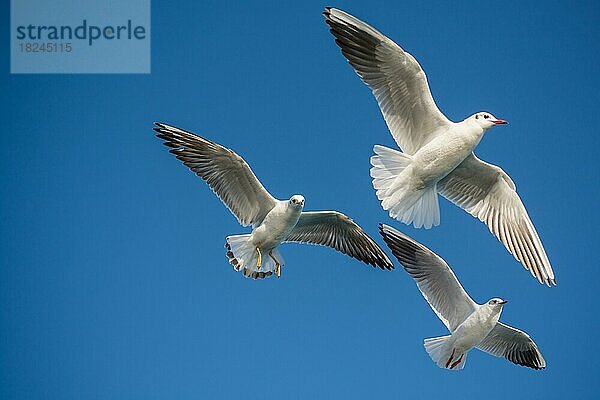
[152,122,176,139]
[153,123,206,158]
[516,362,545,370]
[535,276,556,287]
[153,122,165,134]
[366,224,394,270]
[358,244,394,271]
[543,278,556,287]
[152,122,216,150]
[378,223,389,235]
[379,223,400,234]
[379,223,396,246]
[153,128,183,150]
[378,223,410,247]
[370,254,394,271]
[514,356,546,370]
[504,340,546,370]
[153,121,178,136]
[323,7,345,27]
[377,258,395,271]
[152,122,194,136]
[378,224,431,273]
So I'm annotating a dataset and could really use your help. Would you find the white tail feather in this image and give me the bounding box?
[370,145,440,229]
[370,145,412,196]
[225,235,284,279]
[424,335,467,370]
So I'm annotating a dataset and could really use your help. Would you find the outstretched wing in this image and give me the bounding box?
[438,154,555,286]
[154,122,277,227]
[285,211,393,270]
[324,7,451,155]
[477,322,546,370]
[379,224,477,331]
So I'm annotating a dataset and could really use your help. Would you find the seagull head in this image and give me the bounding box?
[471,112,508,130]
[487,297,508,308]
[289,195,305,208]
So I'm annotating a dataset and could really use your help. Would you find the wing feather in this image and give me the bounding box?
[324,7,451,154]
[153,123,277,227]
[438,154,555,286]
[285,211,393,270]
[477,322,546,370]
[379,224,476,331]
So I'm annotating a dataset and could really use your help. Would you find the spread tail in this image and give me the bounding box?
[424,335,467,370]
[370,145,440,229]
[225,235,284,279]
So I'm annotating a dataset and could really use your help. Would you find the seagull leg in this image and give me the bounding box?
[450,353,464,369]
[269,250,281,278]
[256,247,262,269]
[445,349,456,369]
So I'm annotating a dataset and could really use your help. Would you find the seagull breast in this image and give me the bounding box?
[412,124,484,185]
[452,305,501,351]
[251,201,303,249]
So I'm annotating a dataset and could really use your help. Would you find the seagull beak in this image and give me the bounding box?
[493,119,508,125]
[499,300,508,305]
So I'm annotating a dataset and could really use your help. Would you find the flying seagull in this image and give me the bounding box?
[380,224,546,370]
[324,8,555,286]
[153,123,393,279]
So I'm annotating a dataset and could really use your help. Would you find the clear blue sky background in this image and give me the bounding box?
[2,1,599,398]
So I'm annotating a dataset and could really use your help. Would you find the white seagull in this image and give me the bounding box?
[324,8,555,286]
[154,123,393,279]
[380,224,546,370]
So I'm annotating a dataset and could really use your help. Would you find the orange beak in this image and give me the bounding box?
[493,119,508,125]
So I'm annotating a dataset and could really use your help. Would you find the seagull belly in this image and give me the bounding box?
[251,202,301,250]
[452,307,500,352]
[412,129,482,186]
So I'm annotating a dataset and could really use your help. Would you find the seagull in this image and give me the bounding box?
[324,8,555,286]
[153,122,393,279]
[380,224,546,370]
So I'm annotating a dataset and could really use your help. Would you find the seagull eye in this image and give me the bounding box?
[475,115,479,119]
[484,114,490,119]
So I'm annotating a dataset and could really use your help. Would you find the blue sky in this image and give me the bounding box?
[1,0,599,398]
